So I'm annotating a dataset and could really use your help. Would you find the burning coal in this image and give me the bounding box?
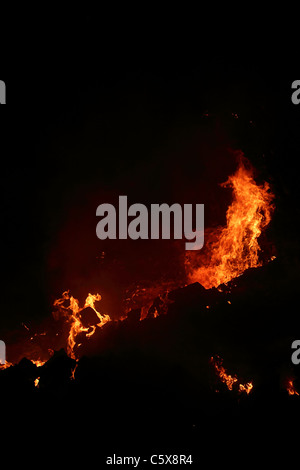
[185,154,275,289]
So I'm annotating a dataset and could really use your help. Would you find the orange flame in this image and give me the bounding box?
[0,361,13,370]
[70,363,78,380]
[186,156,275,289]
[210,356,253,394]
[287,379,299,396]
[53,290,111,359]
[239,382,254,394]
[31,359,46,367]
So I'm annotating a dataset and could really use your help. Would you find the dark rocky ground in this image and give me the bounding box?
[1,259,299,464]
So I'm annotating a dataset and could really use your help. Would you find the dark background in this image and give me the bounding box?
[0,11,300,464]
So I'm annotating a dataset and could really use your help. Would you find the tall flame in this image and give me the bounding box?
[186,156,275,289]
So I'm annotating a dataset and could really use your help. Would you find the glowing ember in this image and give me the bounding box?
[53,291,111,359]
[210,356,253,394]
[287,379,299,396]
[124,283,175,322]
[186,155,275,289]
[34,377,40,388]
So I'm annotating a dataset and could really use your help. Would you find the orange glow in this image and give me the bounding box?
[186,156,275,289]
[124,284,175,322]
[210,356,253,394]
[287,379,299,396]
[34,377,40,388]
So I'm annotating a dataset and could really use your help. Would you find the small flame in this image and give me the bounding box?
[0,361,13,370]
[70,363,78,380]
[186,156,275,289]
[34,377,40,388]
[53,290,111,359]
[210,356,253,394]
[31,359,46,367]
[287,379,299,396]
[239,382,253,394]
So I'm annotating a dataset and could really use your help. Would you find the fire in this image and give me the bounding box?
[70,363,78,380]
[0,361,13,370]
[287,379,299,396]
[186,156,275,289]
[34,377,40,388]
[239,382,254,394]
[53,291,111,359]
[210,356,253,394]
[0,156,275,397]
[0,359,47,371]
[31,359,46,367]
